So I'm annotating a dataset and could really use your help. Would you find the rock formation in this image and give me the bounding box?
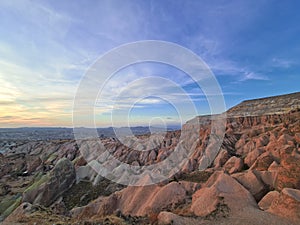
[0,92,300,224]
[22,158,76,207]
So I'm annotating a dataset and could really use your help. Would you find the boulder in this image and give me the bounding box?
[191,172,257,217]
[232,170,268,201]
[258,191,280,210]
[213,149,229,168]
[250,152,274,171]
[224,156,244,174]
[244,148,264,167]
[23,158,76,207]
[253,170,277,190]
[119,181,187,216]
[268,188,300,221]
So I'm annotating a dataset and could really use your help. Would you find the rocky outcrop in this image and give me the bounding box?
[232,170,269,201]
[258,191,280,210]
[22,158,76,207]
[244,148,264,167]
[120,182,187,216]
[224,156,244,174]
[250,152,275,171]
[191,172,257,217]
[268,188,300,221]
[72,181,190,219]
[213,149,229,168]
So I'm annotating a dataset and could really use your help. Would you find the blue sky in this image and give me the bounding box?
[0,0,299,127]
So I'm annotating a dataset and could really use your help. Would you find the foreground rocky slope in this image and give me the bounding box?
[1,92,300,224]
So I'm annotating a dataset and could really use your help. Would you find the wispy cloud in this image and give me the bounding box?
[239,72,269,82]
[271,57,297,68]
[1,0,299,127]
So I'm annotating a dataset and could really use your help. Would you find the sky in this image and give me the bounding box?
[0,0,299,128]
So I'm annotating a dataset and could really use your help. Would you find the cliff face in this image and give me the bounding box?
[227,92,300,117]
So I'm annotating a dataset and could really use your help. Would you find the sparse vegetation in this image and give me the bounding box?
[204,197,230,220]
[1,196,22,219]
[24,173,49,193]
[178,171,213,183]
[63,180,125,210]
